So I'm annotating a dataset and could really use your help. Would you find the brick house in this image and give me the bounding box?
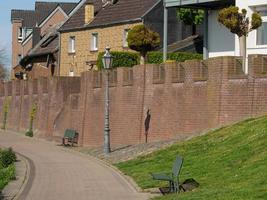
[58,0,182,76]
[11,1,77,79]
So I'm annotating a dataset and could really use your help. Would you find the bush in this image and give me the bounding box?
[0,148,16,168]
[127,24,160,64]
[0,164,16,191]
[25,130,33,137]
[97,51,140,70]
[147,51,203,64]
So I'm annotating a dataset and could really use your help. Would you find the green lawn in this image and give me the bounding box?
[115,117,267,200]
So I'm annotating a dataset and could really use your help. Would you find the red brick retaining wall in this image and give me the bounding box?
[1,55,267,147]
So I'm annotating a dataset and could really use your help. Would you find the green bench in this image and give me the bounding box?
[62,129,79,146]
[151,155,183,193]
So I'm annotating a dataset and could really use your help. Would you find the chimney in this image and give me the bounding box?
[85,2,94,24]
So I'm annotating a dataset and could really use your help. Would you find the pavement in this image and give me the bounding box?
[0,131,151,200]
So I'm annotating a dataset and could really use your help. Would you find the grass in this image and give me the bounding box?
[115,117,267,200]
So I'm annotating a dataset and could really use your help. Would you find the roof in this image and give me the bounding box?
[159,35,203,53]
[11,1,77,28]
[60,0,160,32]
[11,10,36,27]
[20,23,62,67]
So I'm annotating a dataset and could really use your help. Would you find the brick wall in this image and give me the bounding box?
[12,20,23,69]
[40,9,67,35]
[1,55,267,148]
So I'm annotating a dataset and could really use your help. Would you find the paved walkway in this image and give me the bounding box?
[0,131,150,200]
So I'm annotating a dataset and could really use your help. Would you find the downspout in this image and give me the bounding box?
[163,5,168,62]
[203,9,209,59]
[58,32,61,76]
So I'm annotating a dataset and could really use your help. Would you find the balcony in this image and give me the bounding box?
[164,0,234,8]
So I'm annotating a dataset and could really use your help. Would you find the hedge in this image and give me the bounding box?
[97,51,203,69]
[97,51,140,70]
[147,51,203,64]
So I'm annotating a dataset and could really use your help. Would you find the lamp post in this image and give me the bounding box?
[102,47,113,155]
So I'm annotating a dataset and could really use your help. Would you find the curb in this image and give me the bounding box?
[13,153,35,200]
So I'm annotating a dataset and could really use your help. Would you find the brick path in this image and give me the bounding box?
[0,131,150,200]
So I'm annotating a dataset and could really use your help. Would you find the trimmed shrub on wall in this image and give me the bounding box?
[147,52,203,64]
[97,51,202,69]
[97,51,140,70]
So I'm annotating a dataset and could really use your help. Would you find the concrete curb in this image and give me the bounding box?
[13,153,35,200]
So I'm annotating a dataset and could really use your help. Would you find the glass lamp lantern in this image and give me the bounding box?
[102,47,113,70]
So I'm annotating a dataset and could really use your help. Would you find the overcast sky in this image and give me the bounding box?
[0,0,77,69]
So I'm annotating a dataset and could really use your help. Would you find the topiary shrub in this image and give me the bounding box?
[127,25,160,64]
[97,51,140,70]
[147,51,203,64]
[218,6,262,73]
[0,148,17,168]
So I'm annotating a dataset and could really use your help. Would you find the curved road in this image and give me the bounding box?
[0,131,149,200]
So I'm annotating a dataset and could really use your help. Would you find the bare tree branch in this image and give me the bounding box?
[0,47,8,81]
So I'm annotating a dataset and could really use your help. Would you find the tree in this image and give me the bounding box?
[177,8,204,35]
[127,25,160,65]
[218,6,262,73]
[0,47,8,81]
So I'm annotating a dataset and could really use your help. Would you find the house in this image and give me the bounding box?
[19,23,62,79]
[163,0,267,60]
[58,0,187,76]
[11,1,77,79]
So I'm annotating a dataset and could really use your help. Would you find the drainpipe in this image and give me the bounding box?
[58,32,61,76]
[203,9,209,59]
[163,5,168,62]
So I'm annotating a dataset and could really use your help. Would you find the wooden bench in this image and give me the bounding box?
[62,129,78,146]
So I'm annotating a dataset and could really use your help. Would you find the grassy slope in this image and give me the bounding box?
[116,117,267,200]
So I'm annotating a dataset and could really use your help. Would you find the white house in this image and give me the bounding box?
[163,0,267,59]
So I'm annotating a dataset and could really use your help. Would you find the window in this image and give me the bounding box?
[257,10,267,45]
[18,27,23,42]
[17,54,22,64]
[68,36,76,53]
[123,29,129,47]
[91,33,98,51]
[257,22,267,45]
[69,70,74,77]
[25,28,32,38]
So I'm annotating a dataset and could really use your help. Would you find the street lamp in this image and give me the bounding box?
[102,47,113,154]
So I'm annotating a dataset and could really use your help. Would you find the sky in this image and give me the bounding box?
[0,0,77,69]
